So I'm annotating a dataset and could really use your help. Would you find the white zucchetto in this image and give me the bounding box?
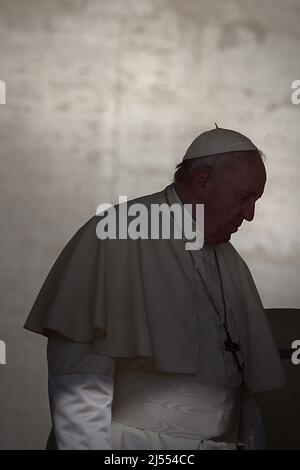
[183,126,258,160]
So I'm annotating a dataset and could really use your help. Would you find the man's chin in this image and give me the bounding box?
[205,232,231,246]
[217,233,231,244]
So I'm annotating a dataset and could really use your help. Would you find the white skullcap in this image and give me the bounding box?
[183,125,258,160]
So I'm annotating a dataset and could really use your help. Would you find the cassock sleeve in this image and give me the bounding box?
[47,332,116,450]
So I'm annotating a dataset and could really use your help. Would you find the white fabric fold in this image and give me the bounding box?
[49,373,114,450]
[46,333,265,450]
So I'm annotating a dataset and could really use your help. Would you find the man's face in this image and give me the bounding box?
[195,151,266,245]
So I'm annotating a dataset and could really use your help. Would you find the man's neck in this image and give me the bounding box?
[171,183,209,249]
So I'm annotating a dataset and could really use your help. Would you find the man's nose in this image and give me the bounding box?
[241,200,256,221]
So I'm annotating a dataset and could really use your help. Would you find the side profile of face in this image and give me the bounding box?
[177,150,267,246]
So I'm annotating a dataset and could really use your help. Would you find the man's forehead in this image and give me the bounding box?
[224,153,266,195]
[230,149,263,165]
[237,168,266,197]
[233,150,266,175]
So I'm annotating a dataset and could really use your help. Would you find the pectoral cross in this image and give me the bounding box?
[224,332,242,372]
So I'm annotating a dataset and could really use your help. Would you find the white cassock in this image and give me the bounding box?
[25,184,285,450]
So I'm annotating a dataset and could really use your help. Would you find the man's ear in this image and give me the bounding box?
[192,165,213,190]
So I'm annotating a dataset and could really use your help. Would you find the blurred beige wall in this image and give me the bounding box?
[0,0,299,449]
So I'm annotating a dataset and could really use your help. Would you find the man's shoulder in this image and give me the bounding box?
[77,187,168,228]
[71,187,169,246]
[117,187,167,208]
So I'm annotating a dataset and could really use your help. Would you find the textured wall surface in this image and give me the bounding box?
[0,0,299,449]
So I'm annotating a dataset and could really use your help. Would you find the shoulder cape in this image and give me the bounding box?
[24,187,285,392]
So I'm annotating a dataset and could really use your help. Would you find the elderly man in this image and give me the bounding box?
[24,126,285,450]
